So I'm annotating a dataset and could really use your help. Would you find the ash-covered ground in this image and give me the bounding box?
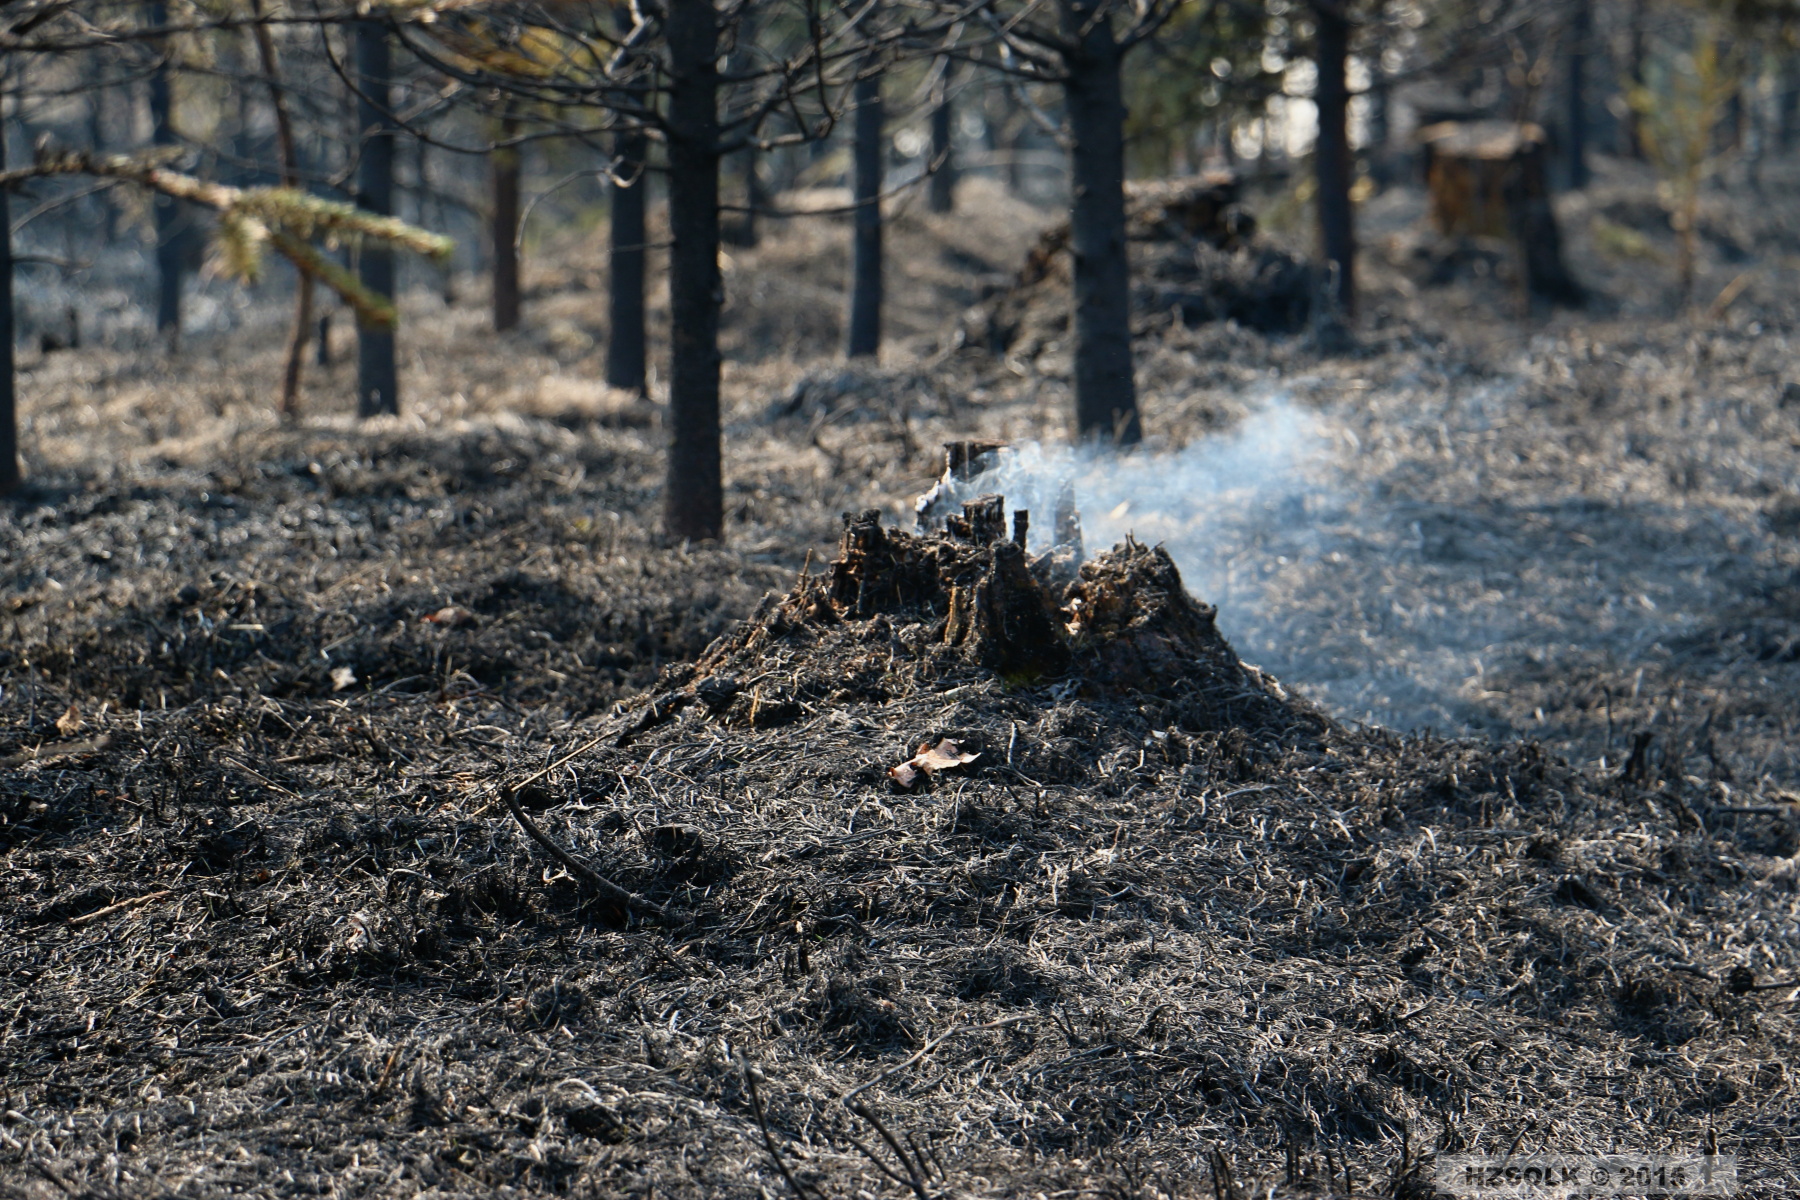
[1,168,1797,1198]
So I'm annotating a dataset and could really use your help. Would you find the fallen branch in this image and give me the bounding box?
[0,146,452,331]
[744,1063,820,1200]
[496,737,670,919]
[67,890,174,928]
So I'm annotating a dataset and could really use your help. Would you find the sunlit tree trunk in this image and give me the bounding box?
[355,19,398,417]
[663,0,723,543]
[847,68,883,359]
[1060,0,1140,443]
[606,129,648,395]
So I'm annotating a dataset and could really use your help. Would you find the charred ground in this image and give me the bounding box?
[2,171,1799,1197]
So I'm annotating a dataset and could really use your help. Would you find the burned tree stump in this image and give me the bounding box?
[1418,121,1583,308]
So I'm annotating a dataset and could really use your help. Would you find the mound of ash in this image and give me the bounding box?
[624,494,1318,751]
[964,172,1317,361]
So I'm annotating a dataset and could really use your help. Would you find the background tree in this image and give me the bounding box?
[403,0,938,542]
[1,103,17,496]
[1312,0,1355,319]
[354,19,399,418]
[847,67,884,359]
[149,0,186,345]
[955,0,1197,443]
[606,129,649,395]
[491,113,523,332]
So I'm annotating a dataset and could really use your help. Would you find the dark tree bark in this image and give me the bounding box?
[1566,0,1590,189]
[663,0,723,543]
[606,129,648,395]
[0,116,18,496]
[847,69,884,359]
[1312,0,1355,318]
[929,81,956,214]
[492,116,522,332]
[149,1,184,342]
[1060,0,1140,443]
[355,20,398,418]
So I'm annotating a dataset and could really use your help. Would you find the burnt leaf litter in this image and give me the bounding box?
[3,192,1799,1197]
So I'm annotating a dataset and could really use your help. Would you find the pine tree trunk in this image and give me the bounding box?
[1566,0,1590,189]
[0,117,18,496]
[606,129,648,395]
[1312,0,1355,318]
[929,83,956,214]
[148,1,184,343]
[355,19,398,418]
[847,70,884,360]
[492,116,522,332]
[251,0,313,420]
[1623,0,1647,157]
[663,0,723,543]
[1060,0,1140,444]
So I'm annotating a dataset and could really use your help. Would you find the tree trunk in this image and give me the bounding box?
[1060,0,1140,444]
[1622,0,1647,157]
[1312,0,1355,318]
[492,116,522,332]
[0,114,18,496]
[606,129,648,395]
[1779,57,1800,152]
[149,1,184,344]
[355,20,398,418]
[251,0,313,420]
[847,69,884,360]
[663,0,723,543]
[929,80,956,214]
[1566,0,1590,189]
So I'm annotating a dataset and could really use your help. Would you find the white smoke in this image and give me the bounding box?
[952,394,1503,735]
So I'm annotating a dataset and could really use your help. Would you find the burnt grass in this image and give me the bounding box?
[3,441,1798,1199]
[4,177,1800,1197]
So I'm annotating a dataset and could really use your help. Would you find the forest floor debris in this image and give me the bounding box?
[3,169,1800,1197]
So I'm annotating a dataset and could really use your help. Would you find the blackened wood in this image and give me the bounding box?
[663,0,724,543]
[355,19,398,417]
[847,70,884,359]
[1061,0,1140,442]
[606,129,648,395]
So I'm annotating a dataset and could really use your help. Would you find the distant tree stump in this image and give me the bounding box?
[1418,121,1583,308]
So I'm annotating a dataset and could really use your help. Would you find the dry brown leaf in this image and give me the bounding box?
[887,738,980,789]
[424,605,479,628]
[55,703,82,736]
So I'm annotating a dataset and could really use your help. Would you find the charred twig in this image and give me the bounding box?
[744,1063,819,1200]
[497,737,670,919]
[845,1099,935,1200]
[614,693,694,747]
[66,889,175,928]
